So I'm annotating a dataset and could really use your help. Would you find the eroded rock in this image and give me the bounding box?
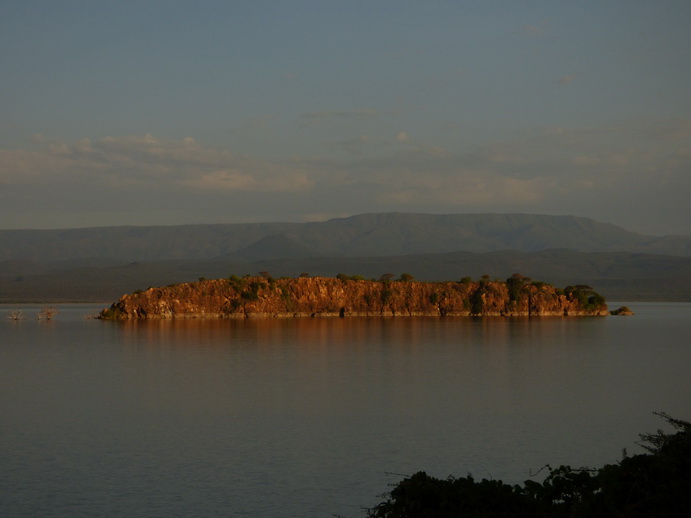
[99,276,609,320]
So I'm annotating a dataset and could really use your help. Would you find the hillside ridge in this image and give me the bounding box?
[2,213,690,263]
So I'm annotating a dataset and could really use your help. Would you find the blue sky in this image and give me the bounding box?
[1,0,690,234]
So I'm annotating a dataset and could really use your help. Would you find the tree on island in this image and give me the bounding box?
[37,306,58,320]
[8,309,25,320]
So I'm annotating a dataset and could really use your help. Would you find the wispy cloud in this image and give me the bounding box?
[339,135,371,155]
[1,120,689,233]
[0,134,314,192]
[300,109,388,127]
[522,20,549,37]
[238,115,275,132]
[182,169,312,192]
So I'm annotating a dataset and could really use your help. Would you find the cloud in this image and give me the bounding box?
[238,115,275,132]
[339,135,370,155]
[1,120,689,234]
[0,134,315,192]
[522,20,549,37]
[300,109,385,127]
[365,166,544,207]
[307,119,691,233]
[183,169,312,192]
[572,156,601,166]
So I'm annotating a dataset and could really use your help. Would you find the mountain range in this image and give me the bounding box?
[1,213,690,302]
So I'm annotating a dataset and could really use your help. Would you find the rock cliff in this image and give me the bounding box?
[99,276,608,319]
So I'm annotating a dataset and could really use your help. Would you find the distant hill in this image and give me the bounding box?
[1,213,689,263]
[223,234,322,262]
[1,213,690,303]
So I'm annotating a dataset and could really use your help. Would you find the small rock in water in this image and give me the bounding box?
[611,306,634,315]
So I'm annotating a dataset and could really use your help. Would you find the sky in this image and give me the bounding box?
[1,0,690,235]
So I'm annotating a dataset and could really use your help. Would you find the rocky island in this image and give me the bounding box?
[99,274,609,319]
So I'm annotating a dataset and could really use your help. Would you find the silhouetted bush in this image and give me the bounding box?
[367,413,691,518]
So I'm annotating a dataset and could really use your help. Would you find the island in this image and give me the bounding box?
[98,274,609,320]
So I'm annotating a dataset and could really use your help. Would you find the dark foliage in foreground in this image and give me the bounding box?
[366,413,691,517]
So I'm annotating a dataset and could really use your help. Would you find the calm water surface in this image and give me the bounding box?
[1,303,690,517]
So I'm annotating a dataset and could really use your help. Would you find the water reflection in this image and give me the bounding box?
[2,305,690,517]
[105,315,615,427]
[110,314,606,349]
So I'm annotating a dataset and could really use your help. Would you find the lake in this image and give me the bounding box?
[1,303,690,517]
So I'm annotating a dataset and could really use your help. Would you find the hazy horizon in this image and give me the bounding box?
[0,210,689,238]
[2,1,690,235]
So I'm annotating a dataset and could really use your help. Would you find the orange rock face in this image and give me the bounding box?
[99,277,609,319]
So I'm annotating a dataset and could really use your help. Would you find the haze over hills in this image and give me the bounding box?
[1,213,690,303]
[1,213,690,262]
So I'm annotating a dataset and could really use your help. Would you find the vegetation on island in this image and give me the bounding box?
[611,305,635,316]
[98,273,609,320]
[6,306,58,321]
[365,413,691,518]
